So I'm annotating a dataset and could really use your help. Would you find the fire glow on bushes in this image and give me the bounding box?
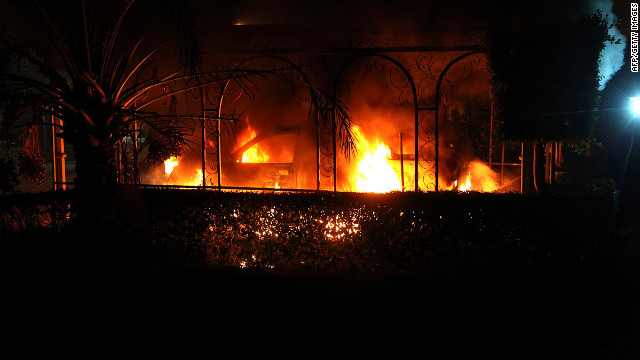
[234,206,361,243]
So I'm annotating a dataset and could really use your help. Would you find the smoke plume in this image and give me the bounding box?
[589,0,627,90]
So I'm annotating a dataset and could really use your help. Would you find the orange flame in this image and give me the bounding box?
[164,156,179,175]
[456,161,498,192]
[163,156,203,187]
[192,169,203,187]
[237,126,270,163]
[350,126,401,193]
[458,172,472,192]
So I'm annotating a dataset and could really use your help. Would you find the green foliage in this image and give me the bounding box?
[146,129,186,164]
[0,0,205,189]
[450,95,494,159]
[484,11,616,142]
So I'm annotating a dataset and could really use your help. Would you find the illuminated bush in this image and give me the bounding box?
[0,189,618,276]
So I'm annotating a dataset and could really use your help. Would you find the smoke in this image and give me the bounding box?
[588,0,627,91]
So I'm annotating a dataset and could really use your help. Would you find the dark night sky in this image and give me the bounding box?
[1,0,637,119]
[191,0,637,88]
[193,0,629,27]
[201,0,638,197]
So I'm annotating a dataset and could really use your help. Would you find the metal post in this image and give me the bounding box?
[217,117,222,188]
[316,112,320,191]
[400,132,404,192]
[333,113,337,192]
[201,117,206,188]
[489,94,493,168]
[533,142,538,192]
[414,112,419,192]
[545,143,551,183]
[51,115,66,190]
[200,89,206,188]
[50,114,57,191]
[216,80,229,189]
[116,140,122,183]
[132,120,139,184]
[501,142,505,185]
[434,50,482,192]
[550,142,556,186]
[134,121,138,152]
[435,101,439,192]
[520,142,524,194]
[557,142,563,165]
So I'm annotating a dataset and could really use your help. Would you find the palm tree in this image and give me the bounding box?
[0,0,355,191]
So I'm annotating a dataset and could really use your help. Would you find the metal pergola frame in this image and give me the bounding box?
[52,45,488,193]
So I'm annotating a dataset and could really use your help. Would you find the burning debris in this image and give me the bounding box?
[152,108,503,193]
[163,156,203,187]
[164,157,180,176]
[454,161,499,192]
[235,125,270,163]
[133,25,507,193]
[348,126,402,193]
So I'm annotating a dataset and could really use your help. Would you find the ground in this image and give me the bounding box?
[2,261,639,357]
[1,189,639,356]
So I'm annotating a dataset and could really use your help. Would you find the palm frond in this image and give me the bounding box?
[31,0,77,77]
[100,0,136,82]
[79,71,106,102]
[0,33,68,88]
[80,0,92,74]
[152,0,202,73]
[113,41,157,102]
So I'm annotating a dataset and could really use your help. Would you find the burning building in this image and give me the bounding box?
[3,0,627,194]
[30,0,553,194]
[133,10,519,194]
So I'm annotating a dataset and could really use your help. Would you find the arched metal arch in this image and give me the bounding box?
[215,53,327,190]
[332,52,420,192]
[209,49,485,192]
[434,49,484,191]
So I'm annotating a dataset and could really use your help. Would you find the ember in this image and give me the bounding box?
[248,206,362,242]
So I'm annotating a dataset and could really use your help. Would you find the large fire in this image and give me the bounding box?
[164,156,180,175]
[349,126,402,193]
[454,161,498,192]
[158,124,500,194]
[237,126,270,163]
[457,172,472,192]
[163,156,203,187]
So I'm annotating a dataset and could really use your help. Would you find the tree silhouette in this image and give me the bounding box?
[485,10,617,143]
[484,10,619,192]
